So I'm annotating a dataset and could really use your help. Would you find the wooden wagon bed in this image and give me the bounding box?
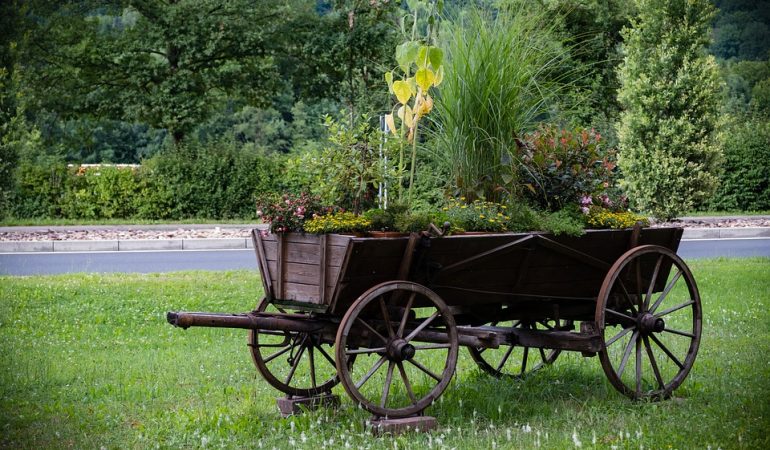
[253,227,682,320]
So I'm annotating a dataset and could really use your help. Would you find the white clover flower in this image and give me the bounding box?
[572,430,582,448]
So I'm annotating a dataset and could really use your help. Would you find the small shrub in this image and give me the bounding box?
[585,208,649,229]
[303,212,371,234]
[538,208,586,236]
[708,118,770,211]
[256,192,331,233]
[362,208,396,231]
[519,125,615,211]
[60,166,141,219]
[9,161,68,218]
[442,198,510,232]
[394,210,437,233]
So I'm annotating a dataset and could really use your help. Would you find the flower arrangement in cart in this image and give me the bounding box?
[257,1,648,236]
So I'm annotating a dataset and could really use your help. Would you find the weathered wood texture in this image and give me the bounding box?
[253,228,683,317]
[254,232,352,305]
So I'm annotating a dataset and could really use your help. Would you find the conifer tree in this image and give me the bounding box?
[617,0,723,219]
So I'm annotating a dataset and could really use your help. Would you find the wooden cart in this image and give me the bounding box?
[167,226,702,419]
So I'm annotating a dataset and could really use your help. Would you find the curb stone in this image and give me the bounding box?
[0,227,768,253]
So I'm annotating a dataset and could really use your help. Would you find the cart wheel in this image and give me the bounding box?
[248,298,340,397]
[335,281,459,418]
[468,319,573,378]
[596,245,702,400]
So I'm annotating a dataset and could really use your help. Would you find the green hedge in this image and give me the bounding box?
[709,119,770,211]
[6,139,281,220]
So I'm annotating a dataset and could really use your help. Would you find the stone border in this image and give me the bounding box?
[0,228,768,253]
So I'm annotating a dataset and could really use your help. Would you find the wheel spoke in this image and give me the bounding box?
[355,355,387,389]
[649,333,684,370]
[662,328,696,338]
[650,269,683,314]
[356,317,388,344]
[605,308,636,322]
[655,300,695,318]
[606,326,634,348]
[495,345,515,373]
[616,280,639,316]
[407,358,441,382]
[262,345,292,364]
[643,336,665,389]
[616,331,639,379]
[379,297,395,339]
[308,345,317,389]
[380,362,395,408]
[404,311,440,342]
[397,362,417,405]
[397,292,416,338]
[635,259,644,312]
[346,347,387,355]
[315,343,336,367]
[521,346,529,374]
[635,333,642,396]
[283,344,306,386]
[644,255,664,311]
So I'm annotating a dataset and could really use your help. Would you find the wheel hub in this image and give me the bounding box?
[387,338,415,362]
[638,313,665,334]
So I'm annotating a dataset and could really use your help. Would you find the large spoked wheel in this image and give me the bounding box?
[335,281,459,418]
[468,319,573,378]
[596,245,702,400]
[248,298,340,397]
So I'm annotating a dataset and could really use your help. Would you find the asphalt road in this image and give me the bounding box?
[1,238,769,276]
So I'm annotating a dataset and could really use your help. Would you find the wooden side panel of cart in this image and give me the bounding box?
[328,228,682,316]
[252,231,354,307]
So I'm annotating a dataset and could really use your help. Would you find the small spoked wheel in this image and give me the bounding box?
[468,319,572,378]
[248,298,340,397]
[596,245,702,400]
[335,281,459,418]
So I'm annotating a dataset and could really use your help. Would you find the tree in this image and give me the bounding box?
[616,0,723,220]
[18,0,286,143]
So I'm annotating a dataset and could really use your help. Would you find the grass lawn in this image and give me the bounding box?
[1,259,768,449]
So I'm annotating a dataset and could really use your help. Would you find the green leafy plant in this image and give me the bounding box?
[442,198,510,232]
[303,211,371,234]
[384,0,444,201]
[393,209,437,233]
[518,125,616,211]
[306,117,396,214]
[362,208,396,231]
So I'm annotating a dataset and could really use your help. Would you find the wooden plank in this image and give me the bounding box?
[277,234,285,299]
[513,328,603,353]
[319,234,327,303]
[534,235,613,271]
[282,282,322,304]
[396,233,420,280]
[264,241,347,267]
[252,230,274,300]
[263,232,350,246]
[435,235,534,277]
[328,238,357,313]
